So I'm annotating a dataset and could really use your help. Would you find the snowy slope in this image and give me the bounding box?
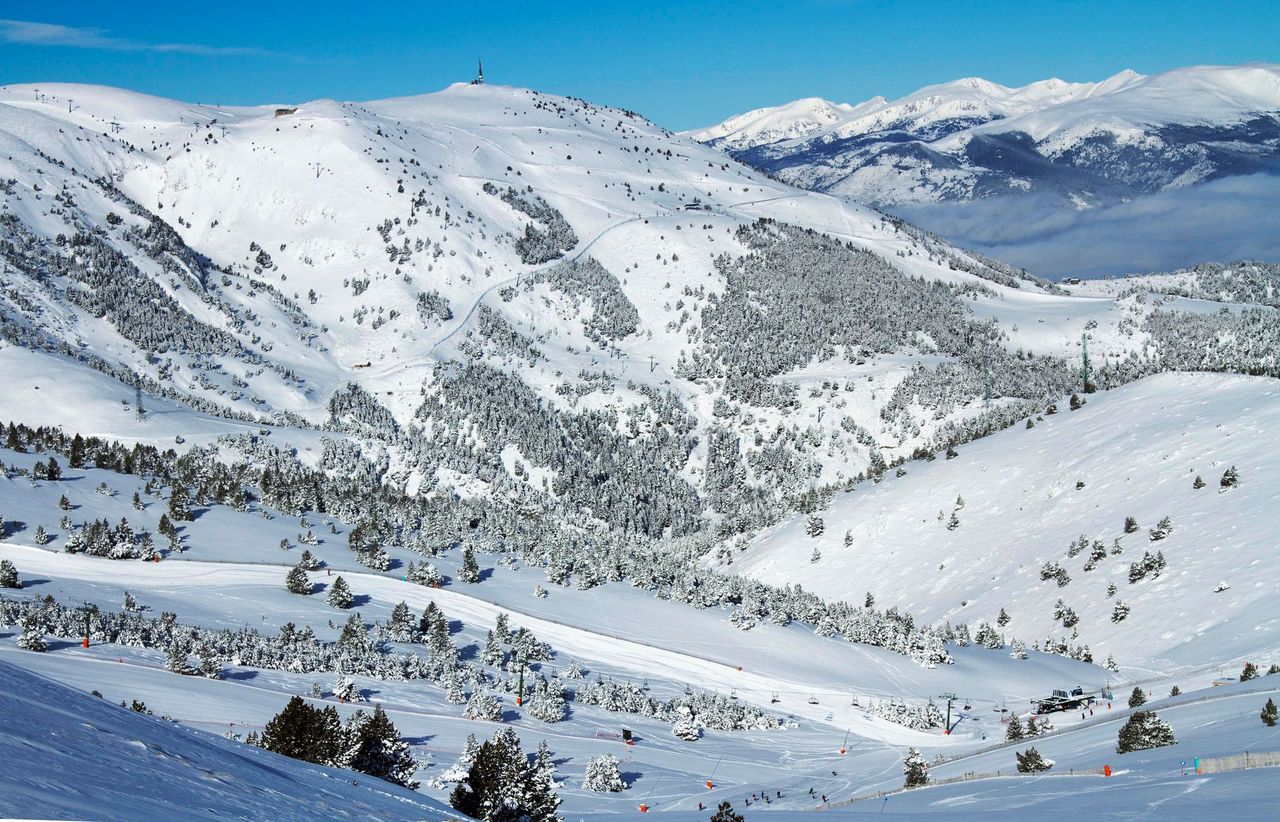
[0,76,1211,531]
[728,373,1280,675]
[0,658,455,821]
[0,77,1277,817]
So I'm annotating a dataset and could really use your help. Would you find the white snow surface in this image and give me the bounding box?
[730,373,1280,675]
[0,658,456,821]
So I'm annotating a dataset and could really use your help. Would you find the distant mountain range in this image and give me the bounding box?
[688,64,1280,276]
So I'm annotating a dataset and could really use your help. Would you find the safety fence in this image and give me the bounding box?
[1196,750,1280,773]
[820,767,1106,810]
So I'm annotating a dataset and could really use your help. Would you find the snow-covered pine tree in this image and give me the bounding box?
[710,801,744,822]
[458,546,481,583]
[334,676,361,703]
[902,746,928,787]
[805,514,824,538]
[297,549,322,571]
[1004,714,1024,742]
[408,560,443,587]
[344,704,419,789]
[16,612,45,651]
[1015,746,1053,773]
[32,525,49,545]
[582,752,625,792]
[1262,697,1278,727]
[525,677,567,723]
[196,643,220,679]
[168,484,193,522]
[0,559,20,589]
[1128,686,1147,708]
[673,715,702,741]
[1116,710,1176,753]
[286,565,311,595]
[527,739,563,822]
[165,642,191,674]
[327,576,353,608]
[1240,661,1259,682]
[464,688,502,722]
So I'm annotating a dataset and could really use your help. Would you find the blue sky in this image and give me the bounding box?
[1,1,1276,130]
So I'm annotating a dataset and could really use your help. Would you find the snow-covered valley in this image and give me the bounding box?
[0,76,1277,819]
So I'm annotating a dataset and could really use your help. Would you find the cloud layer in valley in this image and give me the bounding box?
[894,174,1280,279]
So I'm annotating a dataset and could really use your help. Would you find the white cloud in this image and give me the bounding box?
[894,174,1280,278]
[0,18,266,56]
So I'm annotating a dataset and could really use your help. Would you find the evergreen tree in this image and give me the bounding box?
[805,514,824,538]
[69,434,85,468]
[710,802,744,822]
[464,688,502,722]
[334,676,360,703]
[0,559,20,589]
[167,484,193,522]
[16,613,45,652]
[1004,714,1024,742]
[1170,685,1181,697]
[1261,697,1278,727]
[1128,686,1147,708]
[196,643,220,679]
[902,746,928,787]
[1240,661,1259,682]
[527,740,563,822]
[581,753,625,792]
[345,705,420,789]
[32,524,49,545]
[458,546,481,584]
[1192,475,1205,489]
[450,727,545,822]
[327,576,353,609]
[673,715,702,741]
[996,608,1010,627]
[1015,746,1052,773]
[1220,466,1239,489]
[1116,711,1176,753]
[45,457,61,481]
[165,643,191,674]
[260,696,332,764]
[286,565,311,595]
[297,549,322,571]
[387,601,417,643]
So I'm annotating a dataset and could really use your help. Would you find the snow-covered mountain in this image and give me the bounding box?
[689,64,1280,205]
[1,79,1278,817]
